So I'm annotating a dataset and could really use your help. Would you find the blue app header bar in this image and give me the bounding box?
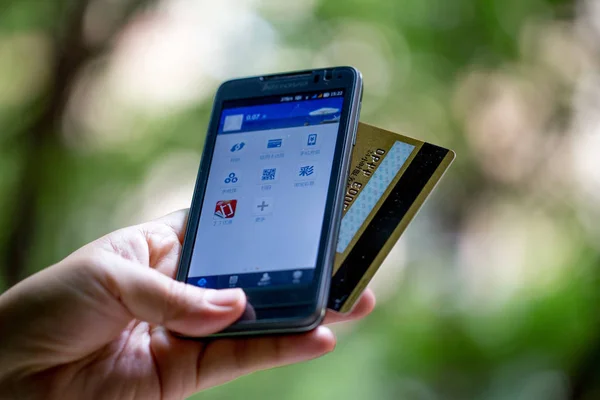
[219,97,345,134]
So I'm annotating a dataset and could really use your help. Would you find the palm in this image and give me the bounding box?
[54,217,203,399]
[0,210,375,400]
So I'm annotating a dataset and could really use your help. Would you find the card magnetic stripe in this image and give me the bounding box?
[337,141,416,253]
[328,143,450,311]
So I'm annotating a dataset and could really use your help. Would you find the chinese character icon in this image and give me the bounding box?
[307,133,317,146]
[297,163,318,181]
[299,165,314,177]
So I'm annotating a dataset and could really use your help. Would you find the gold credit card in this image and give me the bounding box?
[328,123,455,313]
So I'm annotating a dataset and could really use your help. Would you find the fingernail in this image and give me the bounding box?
[205,289,244,307]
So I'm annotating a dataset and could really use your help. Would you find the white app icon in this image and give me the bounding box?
[223,114,244,132]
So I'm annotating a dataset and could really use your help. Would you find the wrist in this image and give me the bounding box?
[0,289,18,385]
[0,276,48,389]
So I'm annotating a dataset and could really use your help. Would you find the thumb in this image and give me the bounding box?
[97,254,246,337]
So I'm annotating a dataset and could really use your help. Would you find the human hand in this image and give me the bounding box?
[0,210,375,400]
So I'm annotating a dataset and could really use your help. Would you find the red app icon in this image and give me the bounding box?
[214,200,237,219]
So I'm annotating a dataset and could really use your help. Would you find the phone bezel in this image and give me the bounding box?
[176,66,363,336]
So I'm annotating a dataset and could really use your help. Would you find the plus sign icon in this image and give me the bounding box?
[253,197,274,216]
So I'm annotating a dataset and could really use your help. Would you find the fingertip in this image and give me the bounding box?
[169,287,247,337]
[204,288,246,310]
[313,326,336,354]
[357,289,376,317]
[347,289,376,319]
[198,288,247,323]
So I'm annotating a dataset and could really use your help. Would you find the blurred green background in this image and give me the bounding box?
[2,0,600,398]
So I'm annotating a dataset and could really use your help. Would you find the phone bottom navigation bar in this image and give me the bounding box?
[188,269,314,290]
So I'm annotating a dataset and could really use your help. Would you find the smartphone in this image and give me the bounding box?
[175,67,363,337]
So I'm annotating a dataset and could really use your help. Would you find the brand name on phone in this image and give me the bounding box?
[262,81,309,91]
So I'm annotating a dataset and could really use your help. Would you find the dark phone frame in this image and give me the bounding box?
[176,66,362,337]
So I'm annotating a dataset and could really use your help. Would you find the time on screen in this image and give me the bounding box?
[245,114,263,121]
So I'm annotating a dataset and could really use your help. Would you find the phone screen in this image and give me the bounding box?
[186,90,346,291]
